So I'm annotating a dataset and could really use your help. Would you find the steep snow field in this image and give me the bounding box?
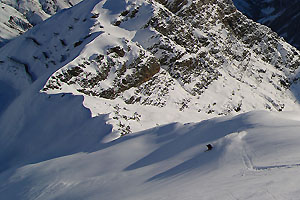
[0,2,31,47]
[0,0,83,46]
[1,0,300,199]
[2,111,300,199]
[1,0,300,135]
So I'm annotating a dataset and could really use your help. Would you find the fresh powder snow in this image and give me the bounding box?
[1,0,300,199]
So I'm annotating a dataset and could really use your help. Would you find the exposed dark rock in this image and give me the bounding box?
[108,46,126,57]
[233,0,300,50]
[74,41,83,47]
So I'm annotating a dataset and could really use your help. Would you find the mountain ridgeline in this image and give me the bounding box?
[2,1,300,199]
[0,0,83,47]
[1,0,300,135]
[233,0,300,50]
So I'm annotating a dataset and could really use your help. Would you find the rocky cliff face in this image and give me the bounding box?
[233,0,300,50]
[1,0,300,135]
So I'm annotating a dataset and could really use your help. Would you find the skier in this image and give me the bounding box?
[205,144,213,152]
[9,16,13,23]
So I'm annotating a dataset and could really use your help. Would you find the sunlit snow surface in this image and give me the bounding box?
[0,0,83,46]
[1,111,300,199]
[1,0,300,199]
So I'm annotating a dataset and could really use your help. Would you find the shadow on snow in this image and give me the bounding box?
[122,112,257,182]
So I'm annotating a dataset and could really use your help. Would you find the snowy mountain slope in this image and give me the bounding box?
[1,0,300,199]
[0,90,112,173]
[2,111,300,199]
[2,0,83,24]
[43,0,300,113]
[0,1,299,137]
[232,0,300,50]
[1,0,300,135]
[0,0,83,47]
[0,2,32,47]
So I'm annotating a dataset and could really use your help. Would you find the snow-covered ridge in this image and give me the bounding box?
[1,0,300,198]
[1,0,300,136]
[0,0,83,47]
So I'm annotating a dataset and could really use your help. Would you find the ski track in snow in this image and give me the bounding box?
[238,132,300,172]
[254,163,300,171]
[1,0,300,199]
